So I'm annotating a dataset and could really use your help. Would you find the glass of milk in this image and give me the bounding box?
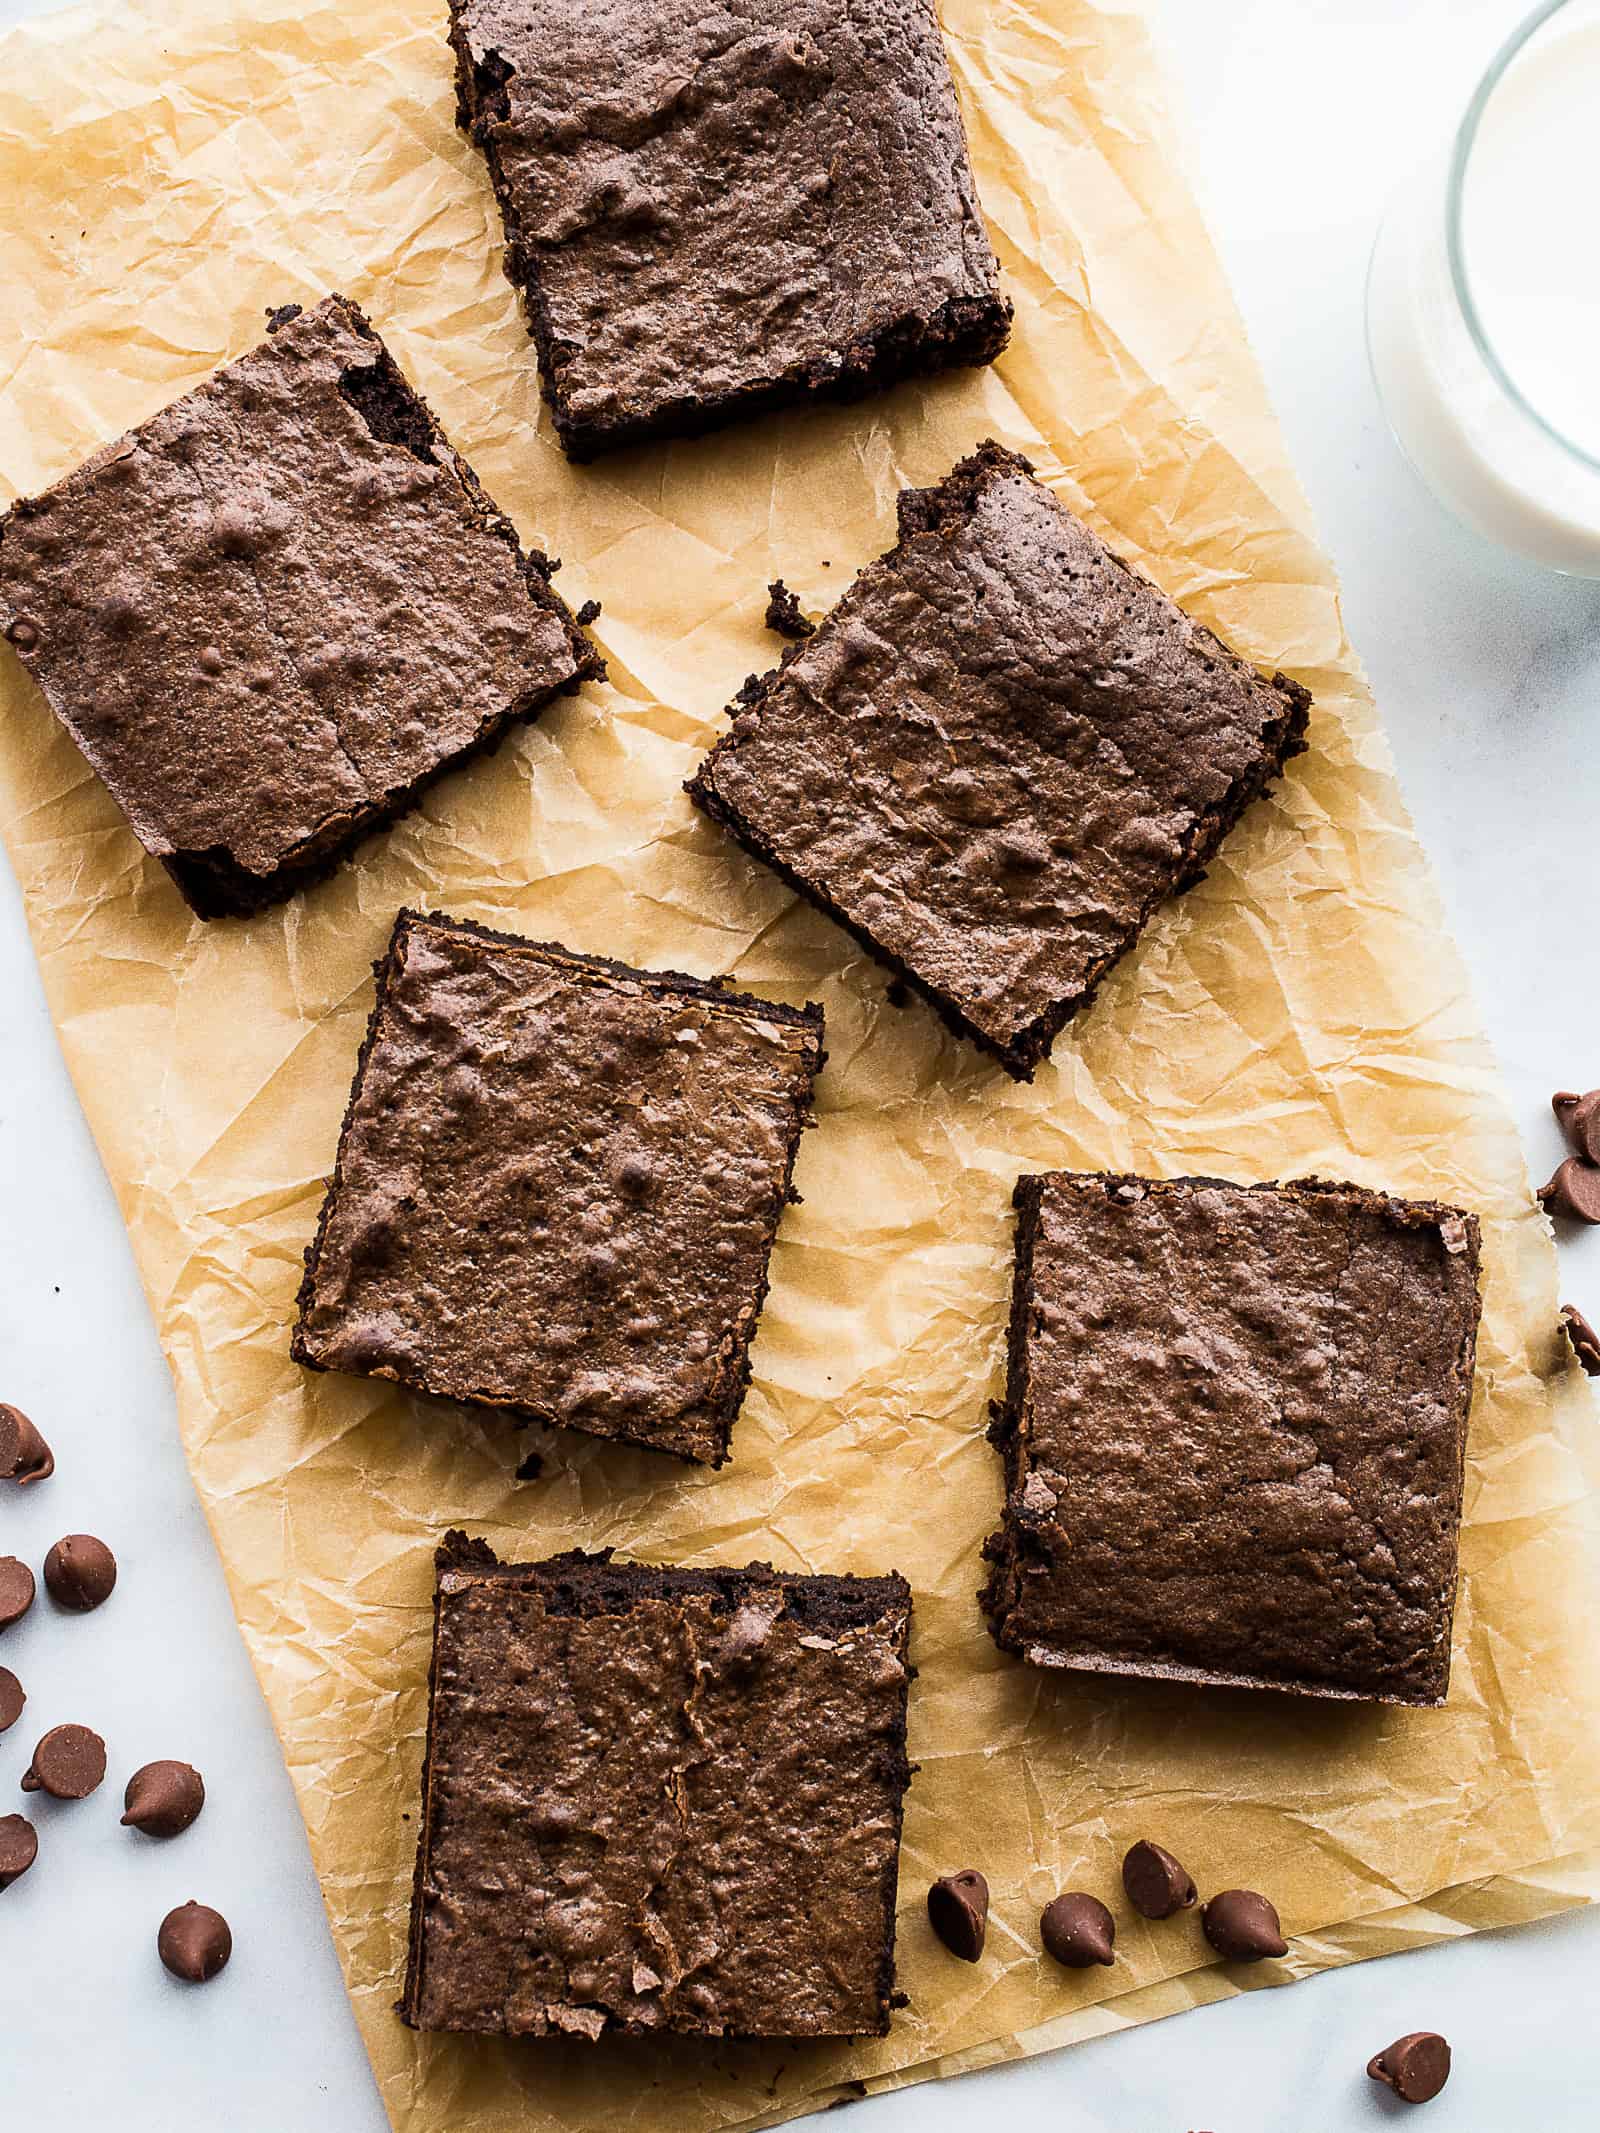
[1367,0,1600,574]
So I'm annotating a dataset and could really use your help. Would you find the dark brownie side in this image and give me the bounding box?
[0,295,599,918]
[446,0,1010,459]
[981,1174,1483,1705]
[688,442,1311,1080]
[292,910,824,1466]
[399,1536,914,2038]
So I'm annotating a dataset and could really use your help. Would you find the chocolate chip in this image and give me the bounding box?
[0,1666,23,1733]
[1121,1839,1197,1919]
[21,1722,106,1800]
[0,1557,35,1633]
[1040,1890,1116,1968]
[1562,1305,1600,1376]
[43,1534,117,1612]
[158,1901,233,1982]
[1539,1157,1600,1225]
[0,1403,54,1484]
[1201,1888,1287,1961]
[0,1813,38,1889]
[1553,1090,1600,1165]
[1367,2031,1451,2104]
[928,1870,989,1961]
[122,1760,205,1838]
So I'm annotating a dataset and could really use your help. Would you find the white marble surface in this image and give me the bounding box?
[1,0,1596,2124]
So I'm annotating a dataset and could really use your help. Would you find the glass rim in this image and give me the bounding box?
[1446,0,1600,474]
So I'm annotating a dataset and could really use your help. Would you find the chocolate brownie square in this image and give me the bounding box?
[981,1174,1482,1705]
[292,910,823,1467]
[447,0,1011,459]
[399,1536,914,2038]
[0,295,599,917]
[687,442,1311,1080]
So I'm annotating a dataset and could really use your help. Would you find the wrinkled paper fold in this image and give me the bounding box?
[1,2,1598,2129]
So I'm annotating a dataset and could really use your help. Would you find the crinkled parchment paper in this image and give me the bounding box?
[2,1,1599,2126]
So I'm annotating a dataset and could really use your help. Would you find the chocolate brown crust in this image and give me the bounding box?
[0,295,601,920]
[981,1172,1482,1705]
[292,910,825,1467]
[687,442,1311,1081]
[446,0,1010,461]
[399,1539,914,2038]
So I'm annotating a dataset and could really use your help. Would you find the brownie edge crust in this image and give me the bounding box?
[400,1536,914,2039]
[981,1173,1482,1706]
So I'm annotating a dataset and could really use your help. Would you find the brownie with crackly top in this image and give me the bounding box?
[292,909,824,1467]
[687,442,1311,1080]
[981,1172,1483,1706]
[446,0,1011,460]
[398,1535,914,2038]
[0,294,599,918]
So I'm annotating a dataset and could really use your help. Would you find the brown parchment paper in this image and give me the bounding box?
[2,0,1600,2126]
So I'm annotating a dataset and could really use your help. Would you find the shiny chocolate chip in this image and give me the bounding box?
[927,1870,989,1961]
[0,1665,23,1734]
[1540,1157,1600,1225]
[0,1813,38,1889]
[0,1557,35,1633]
[158,1902,232,1982]
[0,1404,53,1485]
[21,1723,106,1800]
[1201,1888,1287,1961]
[122,1760,206,1839]
[1561,1305,1600,1376]
[43,1534,117,1613]
[1367,2031,1451,2104]
[1122,1840,1197,1919]
[1040,1890,1116,1968]
[1553,1090,1600,1165]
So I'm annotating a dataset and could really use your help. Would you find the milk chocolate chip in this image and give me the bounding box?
[122,1760,205,1838]
[158,1901,233,1982]
[1201,1888,1287,1961]
[1367,2031,1451,2104]
[0,1403,53,1485]
[1040,1891,1116,1968]
[0,1557,35,1632]
[21,1723,106,1800]
[0,1813,38,1889]
[0,1665,23,1733]
[43,1534,117,1612]
[1540,1157,1600,1225]
[927,1870,989,1961]
[1122,1840,1197,1919]
[1553,1089,1600,1164]
[1561,1305,1600,1376]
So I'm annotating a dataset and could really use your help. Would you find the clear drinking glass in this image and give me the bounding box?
[1366,0,1600,574]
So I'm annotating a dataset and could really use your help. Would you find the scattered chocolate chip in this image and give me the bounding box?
[1539,1157,1600,1225]
[575,598,601,626]
[158,1901,233,1982]
[0,1403,54,1484]
[1553,1090,1600,1165]
[1201,1888,1287,1961]
[0,1557,35,1633]
[0,1666,23,1733]
[1040,1890,1116,1968]
[1122,1839,1197,1919]
[21,1722,106,1800]
[122,1760,205,1838]
[0,1813,38,1889]
[1367,2031,1451,2104]
[927,1870,989,1961]
[43,1534,117,1613]
[1562,1305,1600,1376]
[764,579,815,640]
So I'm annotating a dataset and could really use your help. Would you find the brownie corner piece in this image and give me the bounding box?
[981,1171,1482,1705]
[399,1542,913,2039]
[0,293,599,919]
[446,0,1009,459]
[292,909,824,1467]
[687,442,1310,1081]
